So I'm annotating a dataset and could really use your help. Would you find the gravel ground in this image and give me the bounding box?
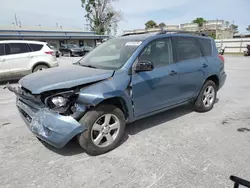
[0,56,250,188]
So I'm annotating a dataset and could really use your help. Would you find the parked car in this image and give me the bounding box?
[59,44,83,57]
[49,45,60,57]
[81,46,93,55]
[7,31,226,155]
[0,40,58,82]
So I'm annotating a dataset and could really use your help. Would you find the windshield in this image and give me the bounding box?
[79,38,142,70]
[67,44,79,48]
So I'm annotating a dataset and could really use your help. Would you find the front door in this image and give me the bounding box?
[172,36,208,101]
[131,38,180,117]
[4,43,31,79]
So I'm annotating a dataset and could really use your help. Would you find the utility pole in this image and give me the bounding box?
[14,14,18,26]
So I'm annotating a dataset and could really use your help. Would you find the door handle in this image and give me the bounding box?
[28,55,33,58]
[170,70,177,76]
[202,63,208,68]
[0,59,5,62]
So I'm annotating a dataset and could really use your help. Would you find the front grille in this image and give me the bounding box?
[18,107,32,123]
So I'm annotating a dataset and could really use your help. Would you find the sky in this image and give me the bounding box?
[1,0,249,35]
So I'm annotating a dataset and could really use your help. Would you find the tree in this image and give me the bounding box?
[246,25,250,32]
[230,24,239,34]
[209,32,216,39]
[145,20,158,29]
[192,17,207,27]
[158,22,166,28]
[81,0,122,35]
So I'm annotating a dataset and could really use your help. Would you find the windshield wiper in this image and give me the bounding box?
[80,64,97,69]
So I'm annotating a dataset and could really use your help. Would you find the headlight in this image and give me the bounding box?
[51,96,68,108]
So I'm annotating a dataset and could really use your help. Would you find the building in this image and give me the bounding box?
[180,23,199,32]
[123,20,234,39]
[0,26,109,49]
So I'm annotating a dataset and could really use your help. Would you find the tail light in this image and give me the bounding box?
[45,51,55,56]
[219,54,224,63]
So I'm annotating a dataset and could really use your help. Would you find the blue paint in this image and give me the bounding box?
[12,32,227,148]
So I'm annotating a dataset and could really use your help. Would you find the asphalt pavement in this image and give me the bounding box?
[1,56,250,188]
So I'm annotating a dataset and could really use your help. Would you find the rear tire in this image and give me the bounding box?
[194,80,217,112]
[32,64,49,72]
[78,104,126,156]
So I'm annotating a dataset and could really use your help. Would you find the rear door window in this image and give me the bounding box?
[0,44,5,56]
[6,43,30,55]
[197,38,212,56]
[29,44,43,52]
[175,37,202,61]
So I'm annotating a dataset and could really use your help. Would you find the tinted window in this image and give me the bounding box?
[197,38,212,56]
[29,44,43,51]
[176,37,202,61]
[139,38,173,68]
[6,43,30,55]
[0,44,4,56]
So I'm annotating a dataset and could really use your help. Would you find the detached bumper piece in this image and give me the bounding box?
[17,99,86,148]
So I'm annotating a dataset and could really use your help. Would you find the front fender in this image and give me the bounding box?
[76,73,134,121]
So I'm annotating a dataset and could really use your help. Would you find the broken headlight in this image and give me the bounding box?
[44,91,77,113]
[51,96,68,108]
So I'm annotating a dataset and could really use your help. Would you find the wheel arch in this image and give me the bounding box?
[32,62,50,72]
[97,96,130,121]
[206,75,219,89]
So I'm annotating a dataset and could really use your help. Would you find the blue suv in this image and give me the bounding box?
[8,31,226,155]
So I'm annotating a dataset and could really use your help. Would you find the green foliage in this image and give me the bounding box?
[209,32,216,39]
[230,24,239,34]
[246,25,250,32]
[81,0,122,35]
[145,20,158,29]
[158,22,166,28]
[192,17,207,27]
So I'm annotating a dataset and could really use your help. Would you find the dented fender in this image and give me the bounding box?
[76,72,134,122]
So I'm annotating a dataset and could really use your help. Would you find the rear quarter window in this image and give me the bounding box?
[197,38,212,56]
[29,44,43,51]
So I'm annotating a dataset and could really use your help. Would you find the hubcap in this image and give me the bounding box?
[37,68,45,71]
[91,114,120,147]
[203,85,215,107]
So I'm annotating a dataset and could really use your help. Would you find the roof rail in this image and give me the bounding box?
[157,30,208,36]
[121,31,150,37]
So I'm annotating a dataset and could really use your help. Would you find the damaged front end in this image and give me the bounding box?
[7,84,87,148]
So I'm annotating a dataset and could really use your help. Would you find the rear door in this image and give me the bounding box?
[4,43,32,79]
[172,36,208,101]
[0,43,10,81]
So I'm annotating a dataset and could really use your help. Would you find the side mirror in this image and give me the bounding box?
[135,60,154,72]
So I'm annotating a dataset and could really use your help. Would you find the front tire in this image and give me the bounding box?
[78,104,126,156]
[33,64,49,72]
[194,80,217,112]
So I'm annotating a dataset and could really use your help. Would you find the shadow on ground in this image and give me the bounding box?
[42,98,220,156]
[44,103,197,156]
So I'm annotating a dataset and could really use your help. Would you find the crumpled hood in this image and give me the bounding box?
[20,65,114,94]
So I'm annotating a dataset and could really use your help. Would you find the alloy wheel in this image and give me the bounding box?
[91,114,120,148]
[203,85,215,107]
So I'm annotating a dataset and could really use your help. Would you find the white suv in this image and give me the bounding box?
[0,40,59,82]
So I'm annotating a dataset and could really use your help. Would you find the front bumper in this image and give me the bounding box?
[16,98,86,148]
